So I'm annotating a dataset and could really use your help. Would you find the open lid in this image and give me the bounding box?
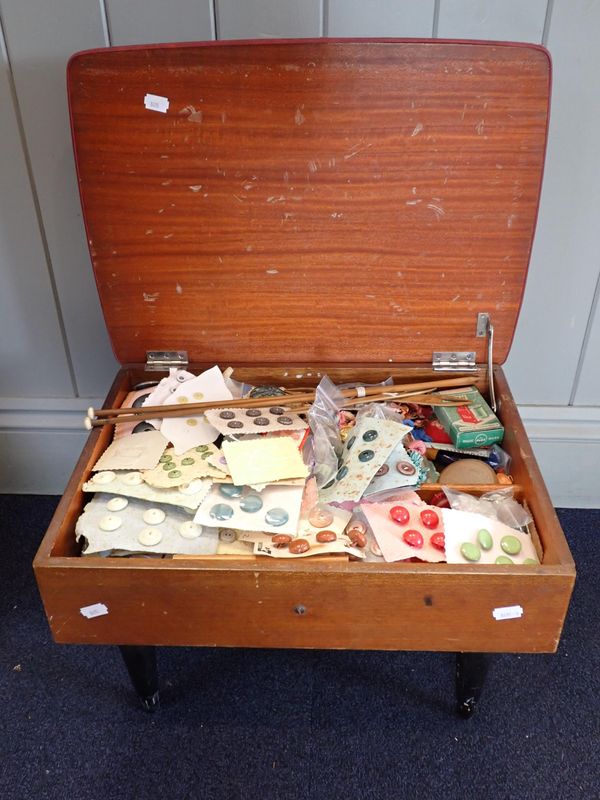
[69,39,550,366]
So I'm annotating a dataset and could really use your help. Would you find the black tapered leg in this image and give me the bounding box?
[455,652,488,718]
[118,645,160,712]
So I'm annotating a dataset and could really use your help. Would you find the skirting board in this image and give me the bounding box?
[0,400,599,507]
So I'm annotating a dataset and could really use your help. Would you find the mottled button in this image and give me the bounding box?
[159,454,173,463]
[500,535,522,556]
[168,469,182,479]
[219,529,237,543]
[272,534,293,548]
[143,508,166,525]
[92,471,116,484]
[138,527,163,546]
[336,465,349,481]
[269,406,285,415]
[396,461,416,476]
[308,505,334,528]
[240,494,263,513]
[193,392,204,400]
[460,542,481,562]
[346,519,367,536]
[178,479,204,495]
[390,505,410,525]
[265,508,289,527]
[219,484,243,498]
[316,530,337,543]
[227,420,244,429]
[106,496,128,512]
[132,393,151,408]
[176,396,189,404]
[99,514,122,532]
[195,445,209,453]
[210,503,234,521]
[495,555,514,565]
[277,416,293,425]
[477,528,493,551]
[348,529,367,548]
[253,417,269,426]
[122,472,143,486]
[181,457,195,466]
[362,429,378,442]
[289,538,310,554]
[163,463,174,471]
[375,464,389,477]
[179,521,203,539]
[132,422,156,434]
[430,532,445,552]
[420,509,439,529]
[246,408,261,417]
[346,435,356,451]
[186,419,198,427]
[403,529,423,549]
[523,558,538,565]
[219,411,236,419]
[358,449,374,462]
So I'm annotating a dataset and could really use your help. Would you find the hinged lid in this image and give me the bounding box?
[68,40,550,366]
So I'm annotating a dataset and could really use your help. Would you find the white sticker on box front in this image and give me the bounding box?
[80,603,109,619]
[492,605,523,621]
[144,93,169,113]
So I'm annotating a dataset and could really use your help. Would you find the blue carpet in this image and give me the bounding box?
[0,495,598,800]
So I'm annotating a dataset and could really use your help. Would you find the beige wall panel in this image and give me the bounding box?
[437,0,548,42]
[0,28,73,397]
[328,0,434,37]
[0,0,118,398]
[217,0,322,39]
[107,0,215,46]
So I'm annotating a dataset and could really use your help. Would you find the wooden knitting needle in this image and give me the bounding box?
[85,376,474,429]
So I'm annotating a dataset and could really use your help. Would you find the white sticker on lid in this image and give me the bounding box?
[80,603,109,619]
[144,93,169,113]
[492,605,523,621]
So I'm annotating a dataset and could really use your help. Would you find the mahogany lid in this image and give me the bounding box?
[68,40,550,366]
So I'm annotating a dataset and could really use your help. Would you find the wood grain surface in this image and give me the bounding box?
[68,40,550,366]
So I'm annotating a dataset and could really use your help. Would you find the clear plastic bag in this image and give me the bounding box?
[442,487,533,530]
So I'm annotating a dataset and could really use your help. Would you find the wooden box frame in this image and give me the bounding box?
[34,40,575,705]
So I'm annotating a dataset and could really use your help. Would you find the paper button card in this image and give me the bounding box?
[160,366,233,453]
[92,430,168,472]
[221,436,309,487]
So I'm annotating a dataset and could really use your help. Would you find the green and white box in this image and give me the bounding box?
[434,386,504,449]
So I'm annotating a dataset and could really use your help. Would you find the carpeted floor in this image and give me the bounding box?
[0,495,598,800]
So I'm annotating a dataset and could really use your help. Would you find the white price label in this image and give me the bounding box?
[144,93,169,113]
[80,603,109,619]
[492,605,523,621]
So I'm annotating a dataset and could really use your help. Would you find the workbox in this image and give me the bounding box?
[34,40,574,669]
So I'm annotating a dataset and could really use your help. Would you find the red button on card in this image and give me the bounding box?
[403,529,424,548]
[390,505,410,525]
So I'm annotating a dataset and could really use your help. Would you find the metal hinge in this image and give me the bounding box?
[145,350,188,370]
[432,312,496,411]
[432,351,477,371]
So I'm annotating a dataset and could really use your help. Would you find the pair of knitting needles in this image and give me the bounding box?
[85,375,472,430]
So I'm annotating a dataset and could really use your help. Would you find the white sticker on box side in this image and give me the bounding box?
[80,603,109,619]
[492,605,523,621]
[144,93,169,113]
